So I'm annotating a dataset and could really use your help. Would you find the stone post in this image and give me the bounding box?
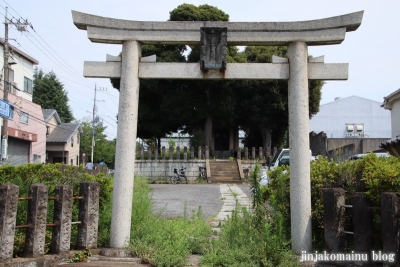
[155,148,158,160]
[259,147,263,160]
[198,147,202,159]
[205,146,209,159]
[352,192,373,264]
[0,184,19,260]
[169,146,173,160]
[244,147,248,160]
[147,147,152,160]
[322,188,346,252]
[184,147,187,160]
[162,146,165,160]
[237,148,241,159]
[176,146,180,160]
[24,184,48,258]
[251,147,255,159]
[77,182,99,249]
[380,192,400,266]
[50,185,73,254]
[140,147,144,160]
[190,146,194,159]
[288,41,312,253]
[111,40,141,248]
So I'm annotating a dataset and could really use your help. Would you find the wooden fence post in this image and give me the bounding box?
[162,146,165,160]
[322,188,347,252]
[50,185,73,254]
[155,148,158,160]
[380,192,400,266]
[0,184,19,260]
[244,147,248,160]
[251,147,255,159]
[191,146,194,159]
[205,146,209,159]
[176,146,180,160]
[24,184,48,258]
[77,182,99,249]
[184,146,187,160]
[198,147,202,159]
[352,192,373,264]
[237,148,241,159]
[259,147,263,159]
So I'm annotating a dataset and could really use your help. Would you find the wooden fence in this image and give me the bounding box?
[0,182,99,260]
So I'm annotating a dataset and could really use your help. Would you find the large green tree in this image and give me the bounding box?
[33,68,74,122]
[79,117,116,167]
[110,4,324,154]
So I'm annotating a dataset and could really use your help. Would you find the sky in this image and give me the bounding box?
[2,0,400,140]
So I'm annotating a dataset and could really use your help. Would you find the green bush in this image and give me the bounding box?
[264,154,400,250]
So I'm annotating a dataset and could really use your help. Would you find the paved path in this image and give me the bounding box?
[59,183,252,267]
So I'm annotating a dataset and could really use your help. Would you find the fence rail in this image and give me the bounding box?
[0,182,99,260]
[322,188,399,265]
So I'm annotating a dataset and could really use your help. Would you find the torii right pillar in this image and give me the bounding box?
[287,41,312,252]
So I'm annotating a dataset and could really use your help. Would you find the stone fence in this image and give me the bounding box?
[322,188,399,264]
[0,182,99,261]
[137,146,271,161]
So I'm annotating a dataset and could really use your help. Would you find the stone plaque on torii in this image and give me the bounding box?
[72,10,363,253]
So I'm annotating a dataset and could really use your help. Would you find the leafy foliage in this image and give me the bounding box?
[264,154,400,250]
[33,68,74,123]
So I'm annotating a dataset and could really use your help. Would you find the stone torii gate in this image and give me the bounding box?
[72,10,363,253]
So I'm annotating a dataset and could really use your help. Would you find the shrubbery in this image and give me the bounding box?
[264,153,400,250]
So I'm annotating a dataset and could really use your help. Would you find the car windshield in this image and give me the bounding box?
[270,149,282,166]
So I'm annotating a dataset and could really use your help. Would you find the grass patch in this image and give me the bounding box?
[129,177,212,267]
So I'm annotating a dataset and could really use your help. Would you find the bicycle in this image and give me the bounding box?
[198,166,207,182]
[170,167,188,184]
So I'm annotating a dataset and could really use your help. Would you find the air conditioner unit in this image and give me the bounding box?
[355,125,364,132]
[346,125,354,132]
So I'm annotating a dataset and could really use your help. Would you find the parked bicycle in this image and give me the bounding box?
[170,167,188,184]
[198,166,207,182]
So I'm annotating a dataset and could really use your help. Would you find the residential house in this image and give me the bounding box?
[0,40,46,165]
[42,109,82,165]
[380,88,400,157]
[309,96,391,159]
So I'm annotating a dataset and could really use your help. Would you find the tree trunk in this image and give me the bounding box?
[204,115,213,148]
[260,125,272,157]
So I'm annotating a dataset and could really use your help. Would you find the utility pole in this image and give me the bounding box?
[91,83,106,163]
[1,7,31,163]
[2,7,9,163]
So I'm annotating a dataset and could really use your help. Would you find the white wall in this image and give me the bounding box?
[310,96,391,138]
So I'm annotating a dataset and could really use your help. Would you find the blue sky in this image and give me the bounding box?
[2,0,400,140]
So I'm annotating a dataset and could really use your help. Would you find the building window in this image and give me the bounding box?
[9,107,14,120]
[70,159,73,165]
[8,68,14,93]
[71,136,74,147]
[24,77,33,94]
[46,126,50,136]
[77,134,80,144]
[33,154,41,163]
[76,155,79,165]
[20,112,29,124]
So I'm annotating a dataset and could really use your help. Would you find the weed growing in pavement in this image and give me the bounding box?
[129,177,212,267]
[200,164,299,267]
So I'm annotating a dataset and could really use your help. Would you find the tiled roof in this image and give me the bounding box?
[46,123,80,143]
[42,109,61,123]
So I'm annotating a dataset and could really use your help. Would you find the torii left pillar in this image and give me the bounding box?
[110,40,141,248]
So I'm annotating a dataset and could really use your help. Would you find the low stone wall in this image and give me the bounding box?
[134,160,206,181]
[134,159,265,180]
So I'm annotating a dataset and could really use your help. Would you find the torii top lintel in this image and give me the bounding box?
[71,10,363,46]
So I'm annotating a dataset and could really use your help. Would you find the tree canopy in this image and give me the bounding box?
[33,68,74,123]
[110,4,324,153]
